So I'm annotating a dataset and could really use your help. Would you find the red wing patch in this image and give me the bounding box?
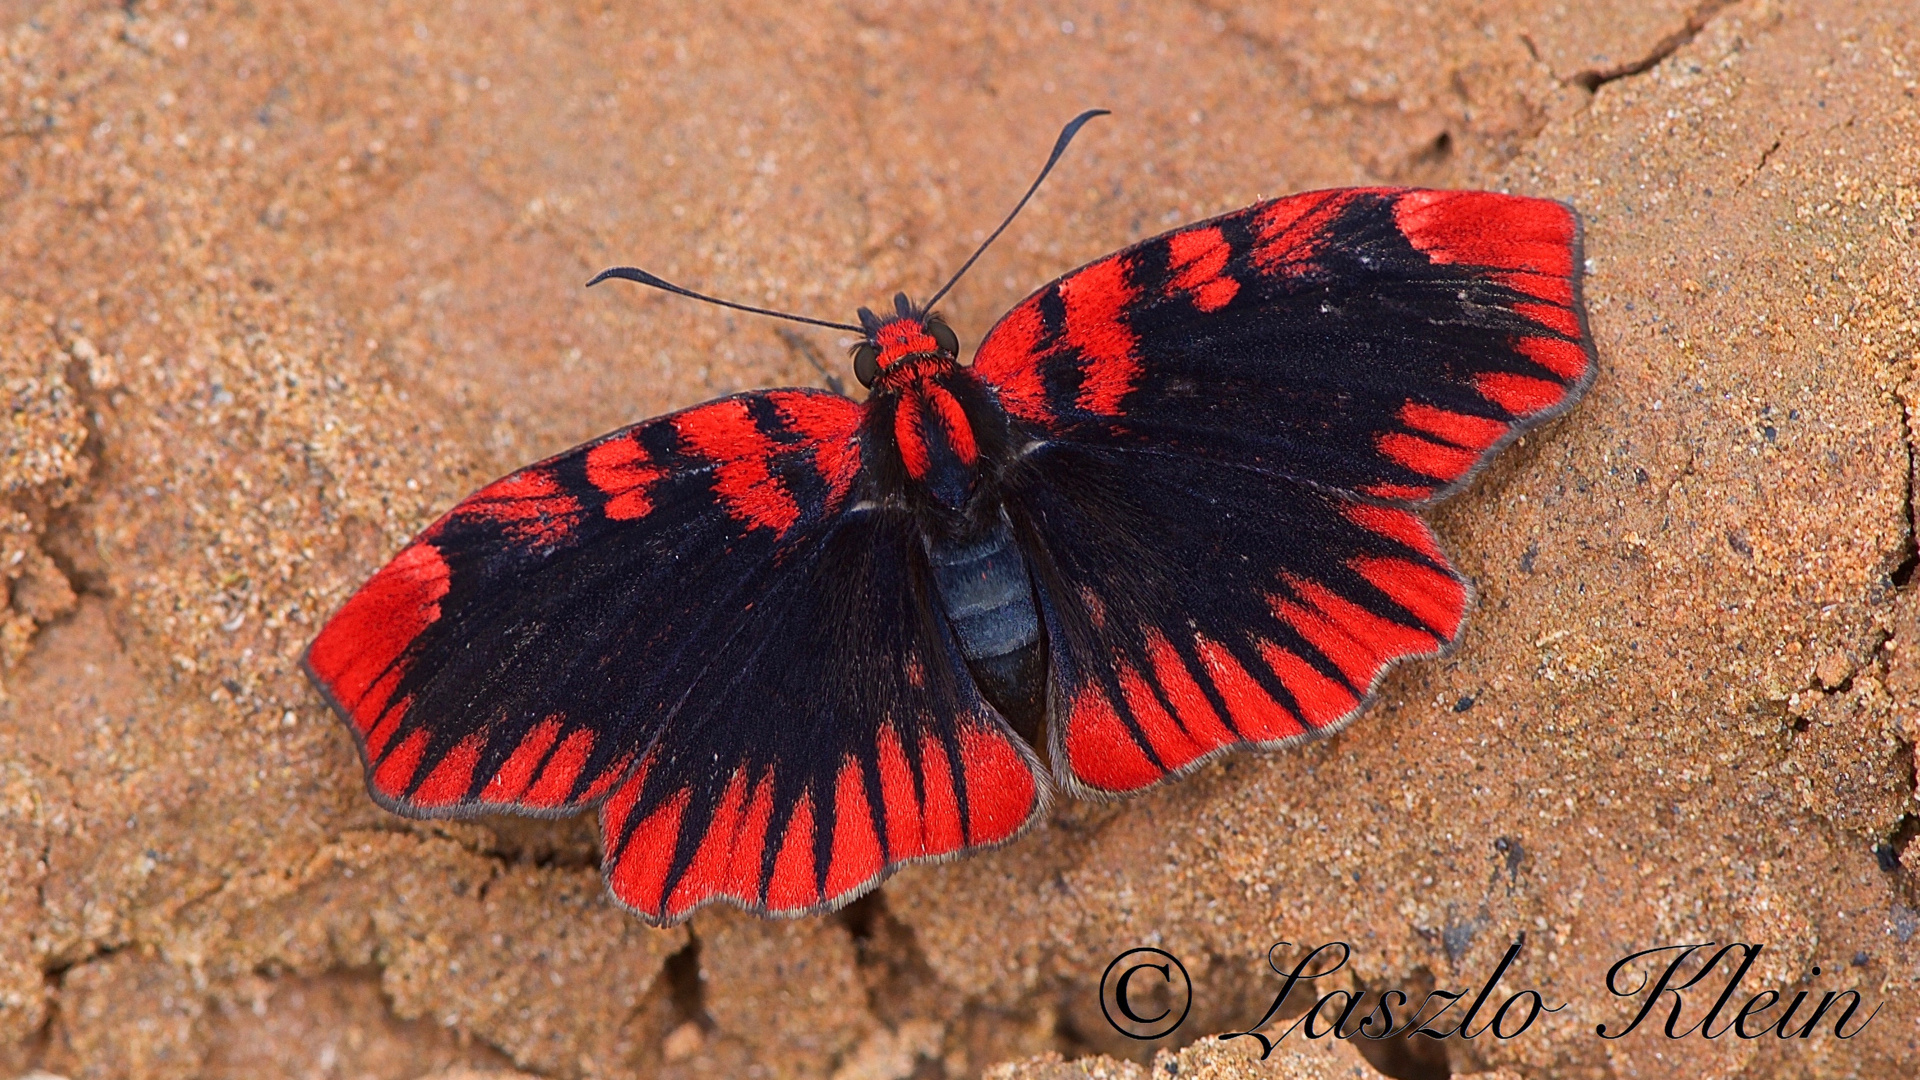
[305,541,449,747]
[1058,255,1142,415]
[585,436,664,520]
[1166,226,1239,312]
[673,400,806,534]
[453,469,585,546]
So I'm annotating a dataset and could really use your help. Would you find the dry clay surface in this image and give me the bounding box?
[2,0,1918,1078]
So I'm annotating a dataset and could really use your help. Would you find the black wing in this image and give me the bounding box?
[306,389,1044,922]
[969,188,1593,793]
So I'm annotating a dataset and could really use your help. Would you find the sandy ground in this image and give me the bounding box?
[2,0,1918,1078]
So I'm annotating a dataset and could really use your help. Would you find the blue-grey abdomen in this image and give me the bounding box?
[925,513,1047,742]
[926,514,1040,662]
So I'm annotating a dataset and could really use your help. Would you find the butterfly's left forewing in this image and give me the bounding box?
[972,187,1592,795]
[972,187,1594,503]
[306,388,1043,923]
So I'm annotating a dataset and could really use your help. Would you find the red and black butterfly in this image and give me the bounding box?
[305,111,1596,925]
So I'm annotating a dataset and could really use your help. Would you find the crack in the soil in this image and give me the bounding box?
[1738,137,1785,189]
[662,929,714,1033]
[1567,0,1740,92]
[1878,811,1919,875]
[1882,382,1920,889]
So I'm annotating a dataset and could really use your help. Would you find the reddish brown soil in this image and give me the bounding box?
[2,1,1917,1078]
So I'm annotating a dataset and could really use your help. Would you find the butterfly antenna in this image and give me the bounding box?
[586,266,864,333]
[923,108,1111,310]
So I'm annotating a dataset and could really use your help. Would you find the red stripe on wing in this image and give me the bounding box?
[1061,256,1143,415]
[666,767,751,917]
[1362,483,1439,501]
[957,723,1035,842]
[1166,226,1239,312]
[598,751,650,838]
[606,784,690,917]
[1391,190,1585,339]
[372,727,430,798]
[1196,636,1306,741]
[1377,431,1478,481]
[770,391,864,504]
[1341,504,1445,562]
[1391,190,1574,280]
[1475,372,1566,416]
[1270,592,1375,689]
[308,541,450,737]
[1251,190,1364,271]
[674,399,801,534]
[729,774,777,899]
[1497,270,1574,305]
[457,468,583,545]
[765,791,820,911]
[1145,632,1237,750]
[412,732,486,807]
[826,757,885,900]
[972,302,1051,425]
[1499,270,1574,306]
[577,754,634,803]
[585,435,665,520]
[363,687,406,758]
[1516,335,1591,380]
[1351,556,1467,638]
[1515,302,1581,338]
[1064,685,1161,791]
[917,731,964,853]
[1399,404,1508,451]
[1258,643,1360,728]
[876,723,925,859]
[1119,664,1205,773]
[522,728,594,808]
[1276,577,1441,686]
[480,716,562,803]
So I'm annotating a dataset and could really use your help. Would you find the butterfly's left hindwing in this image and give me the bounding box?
[305,388,1044,923]
[1006,441,1467,796]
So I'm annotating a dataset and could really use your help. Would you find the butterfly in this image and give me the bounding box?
[305,111,1596,925]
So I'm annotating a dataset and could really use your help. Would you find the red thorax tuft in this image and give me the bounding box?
[874,319,941,372]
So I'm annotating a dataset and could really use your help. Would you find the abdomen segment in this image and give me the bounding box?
[925,513,1047,744]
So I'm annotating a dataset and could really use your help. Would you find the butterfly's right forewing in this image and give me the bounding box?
[306,388,1044,924]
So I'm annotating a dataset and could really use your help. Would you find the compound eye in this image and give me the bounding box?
[927,319,960,357]
[853,342,881,388]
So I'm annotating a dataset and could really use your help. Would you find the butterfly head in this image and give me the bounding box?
[852,293,960,391]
